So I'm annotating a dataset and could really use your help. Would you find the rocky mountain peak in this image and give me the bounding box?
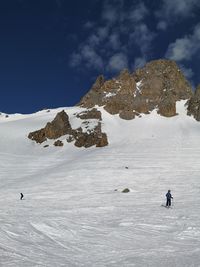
[28,59,198,150]
[117,68,131,80]
[133,59,192,100]
[78,59,193,119]
[91,75,105,91]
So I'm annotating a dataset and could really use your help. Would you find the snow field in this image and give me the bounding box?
[0,101,200,266]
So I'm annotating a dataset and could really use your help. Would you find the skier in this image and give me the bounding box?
[20,193,24,200]
[166,190,173,207]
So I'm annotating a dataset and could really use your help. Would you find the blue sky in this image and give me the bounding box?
[0,0,200,113]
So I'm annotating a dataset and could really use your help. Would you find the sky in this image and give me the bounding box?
[0,0,200,114]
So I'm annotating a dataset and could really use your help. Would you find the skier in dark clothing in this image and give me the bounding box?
[166,190,173,207]
[20,193,24,200]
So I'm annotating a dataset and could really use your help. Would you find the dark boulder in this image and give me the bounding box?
[54,140,64,147]
[122,188,130,193]
[43,144,49,148]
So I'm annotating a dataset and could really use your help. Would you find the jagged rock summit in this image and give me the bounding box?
[28,59,199,149]
[78,59,193,119]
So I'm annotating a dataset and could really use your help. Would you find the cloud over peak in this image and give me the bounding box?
[69,0,153,73]
[165,23,200,61]
[69,0,200,86]
[107,53,128,72]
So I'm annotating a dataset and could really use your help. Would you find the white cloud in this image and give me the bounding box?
[166,38,193,61]
[70,45,104,70]
[88,34,100,47]
[81,45,104,70]
[130,23,156,54]
[97,27,109,40]
[70,53,81,67]
[70,0,153,73]
[84,21,94,29]
[107,53,128,72]
[102,1,119,25]
[156,0,200,30]
[129,2,149,23]
[109,33,121,50]
[134,57,146,69]
[165,23,200,61]
[179,65,194,79]
[157,21,167,31]
[102,8,117,24]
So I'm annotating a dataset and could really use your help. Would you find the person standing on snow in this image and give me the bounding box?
[166,190,173,207]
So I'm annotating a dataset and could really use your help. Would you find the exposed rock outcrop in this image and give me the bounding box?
[187,85,200,121]
[28,109,108,148]
[119,109,135,120]
[28,110,72,143]
[157,95,177,117]
[77,75,105,109]
[76,108,102,120]
[54,140,64,147]
[133,60,192,117]
[66,135,74,143]
[73,123,108,148]
[78,59,193,119]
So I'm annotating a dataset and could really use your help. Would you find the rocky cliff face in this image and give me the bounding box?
[78,59,193,119]
[28,109,108,148]
[187,85,200,121]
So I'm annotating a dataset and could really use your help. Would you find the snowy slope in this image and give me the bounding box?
[1,101,200,266]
